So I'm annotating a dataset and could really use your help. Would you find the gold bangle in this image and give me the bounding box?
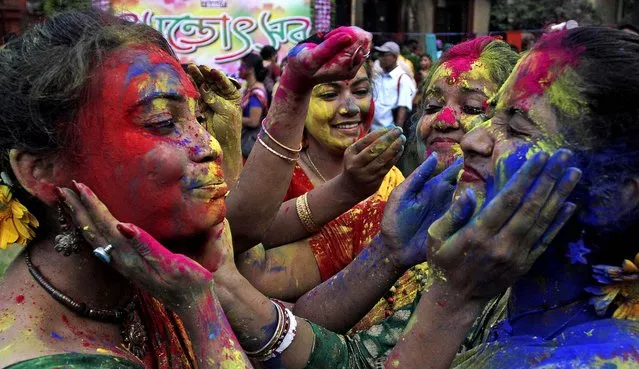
[296,193,319,233]
[261,120,303,153]
[257,137,298,162]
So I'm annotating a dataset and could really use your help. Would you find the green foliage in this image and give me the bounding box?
[43,0,92,16]
[490,0,602,31]
[0,245,21,277]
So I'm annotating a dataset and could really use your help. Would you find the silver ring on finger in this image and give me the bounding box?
[93,244,114,264]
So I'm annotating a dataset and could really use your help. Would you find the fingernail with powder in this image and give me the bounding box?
[568,168,582,182]
[116,223,136,239]
[54,187,65,201]
[74,181,95,198]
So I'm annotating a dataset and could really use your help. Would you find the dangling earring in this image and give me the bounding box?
[54,202,83,256]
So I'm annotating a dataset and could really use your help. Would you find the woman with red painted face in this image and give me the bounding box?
[0,10,371,368]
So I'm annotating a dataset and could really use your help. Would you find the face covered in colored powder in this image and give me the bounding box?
[418,56,499,172]
[305,66,373,155]
[66,45,227,243]
[456,34,582,211]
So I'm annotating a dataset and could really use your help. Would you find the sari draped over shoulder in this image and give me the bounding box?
[284,164,404,281]
[7,292,197,369]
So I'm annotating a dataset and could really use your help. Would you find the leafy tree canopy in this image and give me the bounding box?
[490,0,602,30]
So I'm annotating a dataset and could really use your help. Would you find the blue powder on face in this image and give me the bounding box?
[51,331,63,340]
[484,144,531,207]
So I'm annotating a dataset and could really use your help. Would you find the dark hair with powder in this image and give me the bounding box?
[541,27,639,152]
[436,36,519,92]
[0,10,174,220]
[0,10,172,175]
[537,27,639,246]
[241,53,268,82]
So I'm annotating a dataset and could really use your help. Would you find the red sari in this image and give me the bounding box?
[284,165,404,281]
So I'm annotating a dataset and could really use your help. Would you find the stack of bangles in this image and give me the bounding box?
[258,119,302,162]
[245,299,298,361]
[296,193,319,233]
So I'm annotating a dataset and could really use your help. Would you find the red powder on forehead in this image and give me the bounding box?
[435,107,456,126]
[511,31,584,103]
[440,36,498,81]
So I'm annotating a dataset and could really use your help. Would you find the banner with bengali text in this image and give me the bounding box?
[113,0,312,76]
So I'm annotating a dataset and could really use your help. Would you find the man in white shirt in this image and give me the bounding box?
[371,41,416,131]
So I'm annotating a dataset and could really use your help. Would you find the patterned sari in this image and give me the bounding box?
[284,164,404,281]
[306,290,510,369]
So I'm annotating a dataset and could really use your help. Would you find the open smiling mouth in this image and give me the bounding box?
[334,122,361,129]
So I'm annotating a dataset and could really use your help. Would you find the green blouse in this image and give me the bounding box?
[6,353,143,369]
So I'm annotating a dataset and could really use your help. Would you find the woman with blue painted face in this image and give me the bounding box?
[389,26,639,369]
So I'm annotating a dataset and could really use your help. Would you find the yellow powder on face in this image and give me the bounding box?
[305,67,371,154]
[545,68,587,119]
[0,311,15,332]
[305,94,345,150]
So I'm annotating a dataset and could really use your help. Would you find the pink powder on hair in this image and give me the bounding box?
[511,31,584,104]
[441,36,498,81]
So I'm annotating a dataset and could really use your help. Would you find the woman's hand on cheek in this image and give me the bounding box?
[57,182,213,311]
[187,64,243,186]
[381,153,462,269]
[198,219,238,276]
[426,149,582,303]
[339,127,406,199]
[281,26,372,93]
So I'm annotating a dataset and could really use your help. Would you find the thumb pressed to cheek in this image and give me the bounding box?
[428,188,477,255]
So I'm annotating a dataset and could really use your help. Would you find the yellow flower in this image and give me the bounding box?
[0,184,39,249]
[588,252,639,321]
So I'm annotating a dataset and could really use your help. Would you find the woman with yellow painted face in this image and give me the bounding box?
[234,59,408,301]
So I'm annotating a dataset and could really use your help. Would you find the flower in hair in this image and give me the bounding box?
[0,179,39,249]
[586,253,639,320]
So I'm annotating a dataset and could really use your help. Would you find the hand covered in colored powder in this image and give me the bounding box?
[381,153,462,269]
[339,127,406,199]
[193,218,237,276]
[426,149,582,302]
[281,26,372,93]
[187,64,243,187]
[58,182,214,311]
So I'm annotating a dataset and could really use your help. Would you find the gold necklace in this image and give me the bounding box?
[304,151,327,182]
